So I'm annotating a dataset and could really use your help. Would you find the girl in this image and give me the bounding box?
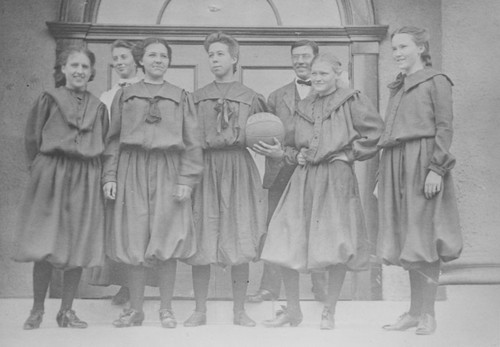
[184,32,267,327]
[103,37,203,328]
[91,39,156,306]
[100,40,142,113]
[261,52,383,329]
[377,26,462,335]
[14,46,108,329]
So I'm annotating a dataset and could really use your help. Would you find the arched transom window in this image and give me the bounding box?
[96,0,344,26]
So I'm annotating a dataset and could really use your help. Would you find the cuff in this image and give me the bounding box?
[427,163,447,176]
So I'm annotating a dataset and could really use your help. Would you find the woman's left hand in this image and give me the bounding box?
[424,170,443,199]
[252,138,284,160]
[173,184,193,202]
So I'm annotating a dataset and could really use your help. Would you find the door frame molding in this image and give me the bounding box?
[46,23,388,44]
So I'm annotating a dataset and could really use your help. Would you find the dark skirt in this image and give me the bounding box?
[13,153,105,269]
[376,138,462,269]
[106,147,197,266]
[261,160,369,272]
[186,148,267,266]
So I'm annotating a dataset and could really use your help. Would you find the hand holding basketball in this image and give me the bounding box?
[246,112,285,148]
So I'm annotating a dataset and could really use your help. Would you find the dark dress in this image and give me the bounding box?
[14,87,109,269]
[261,88,384,272]
[186,81,268,266]
[103,81,203,266]
[376,68,462,269]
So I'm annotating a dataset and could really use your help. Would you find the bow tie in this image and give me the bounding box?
[297,79,312,86]
[387,73,406,90]
[118,81,130,87]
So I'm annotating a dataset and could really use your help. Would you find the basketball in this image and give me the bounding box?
[245,112,285,148]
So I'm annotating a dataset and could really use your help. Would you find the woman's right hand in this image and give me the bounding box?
[103,182,116,200]
[296,150,307,166]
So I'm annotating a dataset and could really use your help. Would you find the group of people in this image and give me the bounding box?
[13,26,462,336]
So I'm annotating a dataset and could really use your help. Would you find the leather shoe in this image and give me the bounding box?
[262,306,302,327]
[247,289,277,303]
[184,311,207,327]
[159,309,177,328]
[415,313,436,335]
[56,309,88,329]
[382,312,419,331]
[233,310,256,327]
[113,308,144,328]
[23,309,44,330]
[320,306,335,330]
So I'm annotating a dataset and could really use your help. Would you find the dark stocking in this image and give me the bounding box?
[128,265,146,312]
[325,264,347,314]
[420,261,440,317]
[158,260,177,310]
[281,267,301,316]
[231,263,249,313]
[408,269,424,317]
[32,261,53,312]
[60,267,83,311]
[192,265,210,313]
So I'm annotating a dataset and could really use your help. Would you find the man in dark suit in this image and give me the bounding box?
[249,40,327,303]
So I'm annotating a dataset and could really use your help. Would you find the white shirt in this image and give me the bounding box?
[295,78,312,100]
[100,76,143,115]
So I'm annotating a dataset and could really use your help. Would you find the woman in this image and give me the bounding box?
[14,46,108,329]
[103,37,203,328]
[184,32,267,327]
[261,52,383,329]
[377,26,462,335]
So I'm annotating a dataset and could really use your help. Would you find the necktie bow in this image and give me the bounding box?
[118,82,128,87]
[388,73,406,90]
[145,97,162,124]
[297,79,312,86]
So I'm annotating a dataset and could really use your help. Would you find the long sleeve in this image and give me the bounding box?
[344,93,384,162]
[101,89,123,185]
[428,75,456,175]
[24,93,51,166]
[177,92,203,188]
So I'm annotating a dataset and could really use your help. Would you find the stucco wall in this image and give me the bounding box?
[0,0,59,296]
[441,0,500,269]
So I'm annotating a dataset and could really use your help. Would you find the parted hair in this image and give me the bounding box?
[111,39,136,51]
[291,40,319,56]
[204,31,239,73]
[311,52,348,88]
[392,26,432,67]
[53,46,96,88]
[133,37,172,72]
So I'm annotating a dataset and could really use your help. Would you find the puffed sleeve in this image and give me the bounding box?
[25,93,51,166]
[344,93,384,162]
[428,75,456,175]
[177,92,203,188]
[101,89,123,185]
